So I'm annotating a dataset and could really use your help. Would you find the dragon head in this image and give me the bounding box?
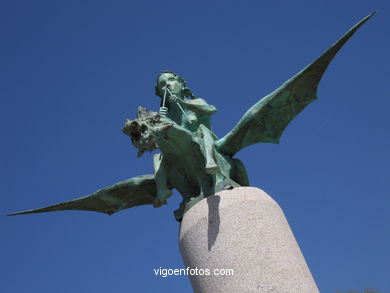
[122,107,172,157]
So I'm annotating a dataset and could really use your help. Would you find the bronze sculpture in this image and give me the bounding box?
[8,12,375,221]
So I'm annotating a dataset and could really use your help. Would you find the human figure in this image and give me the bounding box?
[152,71,219,207]
[155,70,218,172]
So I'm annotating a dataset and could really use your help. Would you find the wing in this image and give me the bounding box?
[8,175,157,216]
[216,12,375,157]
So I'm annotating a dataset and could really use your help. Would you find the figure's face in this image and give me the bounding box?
[157,73,184,98]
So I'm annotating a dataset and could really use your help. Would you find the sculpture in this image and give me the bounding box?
[8,13,374,221]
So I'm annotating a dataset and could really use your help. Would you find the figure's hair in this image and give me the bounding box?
[155,70,198,102]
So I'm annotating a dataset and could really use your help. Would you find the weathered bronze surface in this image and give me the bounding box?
[8,13,375,221]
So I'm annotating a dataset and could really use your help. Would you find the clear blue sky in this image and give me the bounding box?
[1,1,389,292]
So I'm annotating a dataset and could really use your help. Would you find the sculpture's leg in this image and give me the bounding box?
[198,124,219,174]
[231,158,250,186]
[153,154,172,205]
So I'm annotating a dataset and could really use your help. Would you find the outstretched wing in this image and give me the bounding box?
[216,12,375,157]
[8,175,157,216]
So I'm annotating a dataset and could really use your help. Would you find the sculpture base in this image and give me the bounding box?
[179,187,319,293]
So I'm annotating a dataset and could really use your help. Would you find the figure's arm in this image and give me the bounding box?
[170,96,216,115]
[183,98,217,115]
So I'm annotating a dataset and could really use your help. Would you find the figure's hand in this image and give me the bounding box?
[159,107,168,116]
[168,94,180,103]
[153,198,167,208]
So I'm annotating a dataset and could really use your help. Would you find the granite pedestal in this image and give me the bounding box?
[179,187,319,293]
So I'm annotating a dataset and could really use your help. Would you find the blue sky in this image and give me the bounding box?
[1,1,389,292]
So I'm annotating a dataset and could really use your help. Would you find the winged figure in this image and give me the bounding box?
[8,13,375,221]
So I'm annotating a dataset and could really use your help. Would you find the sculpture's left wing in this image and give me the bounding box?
[216,12,375,157]
[8,175,157,216]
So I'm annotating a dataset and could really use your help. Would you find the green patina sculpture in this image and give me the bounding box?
[9,13,374,221]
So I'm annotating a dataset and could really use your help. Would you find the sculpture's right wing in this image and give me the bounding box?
[8,175,157,216]
[215,12,375,157]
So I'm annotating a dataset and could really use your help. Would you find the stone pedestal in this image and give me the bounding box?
[179,187,319,293]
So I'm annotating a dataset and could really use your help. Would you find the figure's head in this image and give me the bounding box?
[155,70,187,98]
